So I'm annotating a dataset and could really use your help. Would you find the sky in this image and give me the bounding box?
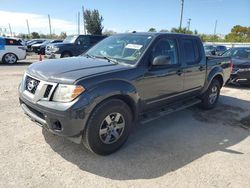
[0,0,249,36]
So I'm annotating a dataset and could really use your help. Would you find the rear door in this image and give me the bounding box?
[180,38,206,92]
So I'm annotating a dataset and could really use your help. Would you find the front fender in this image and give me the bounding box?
[81,80,140,119]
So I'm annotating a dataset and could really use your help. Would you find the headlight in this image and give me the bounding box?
[51,46,59,52]
[52,84,85,102]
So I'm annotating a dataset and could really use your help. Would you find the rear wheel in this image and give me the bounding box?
[82,99,133,155]
[200,79,221,109]
[2,53,18,64]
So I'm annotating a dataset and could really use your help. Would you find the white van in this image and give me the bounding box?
[0,37,26,64]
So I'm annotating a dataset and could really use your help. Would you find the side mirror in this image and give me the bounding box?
[152,55,171,66]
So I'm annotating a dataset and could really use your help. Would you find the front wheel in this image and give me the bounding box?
[200,79,221,109]
[82,99,133,155]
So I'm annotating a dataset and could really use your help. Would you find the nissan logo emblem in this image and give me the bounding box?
[27,80,37,91]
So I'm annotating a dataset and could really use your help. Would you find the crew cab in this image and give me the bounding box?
[45,34,106,58]
[0,37,26,64]
[19,33,232,155]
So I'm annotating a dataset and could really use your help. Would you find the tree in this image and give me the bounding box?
[59,32,67,39]
[103,29,116,36]
[225,25,250,42]
[160,29,169,32]
[171,27,193,34]
[84,9,104,35]
[148,28,157,32]
[31,32,40,39]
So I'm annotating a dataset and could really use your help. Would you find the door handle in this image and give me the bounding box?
[176,69,183,76]
[199,66,205,71]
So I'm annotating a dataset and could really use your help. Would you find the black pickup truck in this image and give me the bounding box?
[19,33,232,155]
[45,35,106,58]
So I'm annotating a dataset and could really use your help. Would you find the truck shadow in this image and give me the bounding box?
[43,95,250,180]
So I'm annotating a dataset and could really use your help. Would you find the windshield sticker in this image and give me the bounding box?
[125,44,143,50]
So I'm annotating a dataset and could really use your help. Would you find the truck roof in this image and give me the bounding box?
[116,32,201,39]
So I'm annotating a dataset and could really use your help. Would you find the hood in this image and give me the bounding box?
[26,56,131,84]
[232,58,250,68]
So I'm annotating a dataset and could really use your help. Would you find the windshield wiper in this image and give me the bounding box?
[94,55,119,64]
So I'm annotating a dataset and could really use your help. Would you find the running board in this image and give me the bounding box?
[140,98,201,124]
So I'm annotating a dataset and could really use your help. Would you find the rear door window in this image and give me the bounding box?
[182,39,201,65]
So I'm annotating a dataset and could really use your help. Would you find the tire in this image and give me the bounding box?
[61,52,71,58]
[2,53,18,64]
[82,99,133,155]
[200,79,221,110]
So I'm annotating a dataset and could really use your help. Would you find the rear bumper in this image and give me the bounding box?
[19,90,90,144]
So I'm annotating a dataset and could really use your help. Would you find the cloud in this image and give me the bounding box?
[0,10,77,35]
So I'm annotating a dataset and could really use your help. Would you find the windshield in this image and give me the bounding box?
[222,48,250,59]
[85,34,153,65]
[63,35,78,43]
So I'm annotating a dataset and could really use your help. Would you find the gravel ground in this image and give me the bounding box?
[0,61,250,188]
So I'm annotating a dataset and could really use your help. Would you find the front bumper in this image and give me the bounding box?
[230,69,250,81]
[19,86,90,144]
[45,52,61,59]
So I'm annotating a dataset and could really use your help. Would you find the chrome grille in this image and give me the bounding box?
[22,73,57,103]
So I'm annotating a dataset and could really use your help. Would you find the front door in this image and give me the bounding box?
[138,36,184,109]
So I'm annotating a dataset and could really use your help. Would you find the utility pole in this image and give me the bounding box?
[48,14,52,37]
[82,6,86,34]
[214,20,217,42]
[179,0,184,30]
[8,23,12,37]
[78,12,80,35]
[187,18,191,31]
[26,19,31,38]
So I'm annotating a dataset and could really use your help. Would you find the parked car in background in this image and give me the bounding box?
[19,33,232,155]
[204,45,216,55]
[27,39,46,52]
[31,40,63,54]
[215,45,227,55]
[0,37,26,64]
[45,35,106,58]
[222,47,250,83]
[204,45,227,56]
[38,40,63,55]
